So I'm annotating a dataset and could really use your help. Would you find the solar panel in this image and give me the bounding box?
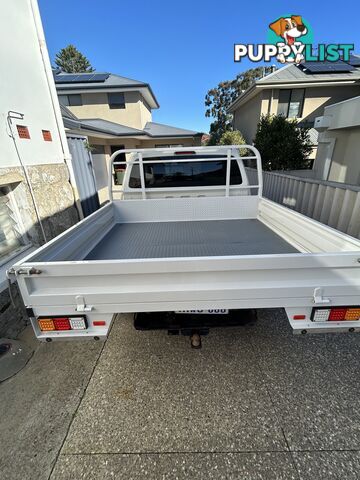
[345,54,360,66]
[54,73,110,84]
[54,74,79,83]
[72,74,95,82]
[91,73,110,81]
[301,61,356,73]
[69,73,109,83]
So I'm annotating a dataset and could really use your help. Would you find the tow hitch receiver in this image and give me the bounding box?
[190,332,202,349]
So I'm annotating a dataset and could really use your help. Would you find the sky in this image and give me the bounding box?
[39,0,360,133]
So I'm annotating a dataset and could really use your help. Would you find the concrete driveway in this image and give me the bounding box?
[1,310,360,479]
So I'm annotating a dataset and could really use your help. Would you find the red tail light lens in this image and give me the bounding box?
[53,318,71,330]
[328,308,347,321]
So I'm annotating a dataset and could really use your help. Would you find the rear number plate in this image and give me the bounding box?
[175,309,229,315]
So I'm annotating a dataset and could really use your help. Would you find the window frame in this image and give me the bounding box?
[58,94,82,107]
[277,88,305,118]
[108,92,126,109]
[154,144,184,148]
[128,155,243,190]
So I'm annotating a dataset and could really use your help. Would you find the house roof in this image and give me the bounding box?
[54,71,160,109]
[258,63,360,84]
[62,110,202,139]
[78,118,145,136]
[60,103,78,120]
[143,122,202,137]
[228,60,360,112]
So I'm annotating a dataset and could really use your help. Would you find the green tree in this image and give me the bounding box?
[205,67,275,145]
[254,114,313,171]
[55,45,94,73]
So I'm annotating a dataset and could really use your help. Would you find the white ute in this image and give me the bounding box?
[9,146,360,341]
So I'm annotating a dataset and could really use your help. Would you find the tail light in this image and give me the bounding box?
[69,317,87,330]
[38,316,87,331]
[53,318,71,330]
[38,318,56,331]
[312,307,360,322]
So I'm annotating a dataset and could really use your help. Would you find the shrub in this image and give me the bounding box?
[219,130,246,146]
[254,114,312,171]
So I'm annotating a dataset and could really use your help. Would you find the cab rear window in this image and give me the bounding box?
[129,157,242,189]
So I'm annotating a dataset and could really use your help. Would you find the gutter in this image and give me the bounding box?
[64,120,147,137]
[228,84,257,113]
[63,118,201,139]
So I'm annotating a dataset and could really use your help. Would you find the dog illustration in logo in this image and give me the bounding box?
[269,15,308,63]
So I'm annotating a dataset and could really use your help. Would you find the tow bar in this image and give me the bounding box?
[134,309,257,349]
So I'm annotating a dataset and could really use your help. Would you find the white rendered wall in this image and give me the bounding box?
[0,0,67,167]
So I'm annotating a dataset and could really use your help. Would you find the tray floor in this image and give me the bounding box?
[85,219,298,260]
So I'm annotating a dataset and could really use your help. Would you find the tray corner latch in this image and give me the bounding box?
[313,287,330,305]
[75,295,93,312]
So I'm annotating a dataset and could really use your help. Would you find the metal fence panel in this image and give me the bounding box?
[258,170,360,239]
[67,135,100,217]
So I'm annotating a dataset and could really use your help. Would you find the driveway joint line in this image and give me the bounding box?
[58,450,293,456]
[57,448,360,456]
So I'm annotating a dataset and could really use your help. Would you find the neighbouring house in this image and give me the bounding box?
[201,133,210,145]
[312,95,360,185]
[55,72,203,203]
[228,60,360,159]
[0,0,80,337]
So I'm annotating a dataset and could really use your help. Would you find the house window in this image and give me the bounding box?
[108,93,125,109]
[58,94,82,106]
[277,89,305,118]
[0,187,26,263]
[110,145,126,162]
[154,144,184,148]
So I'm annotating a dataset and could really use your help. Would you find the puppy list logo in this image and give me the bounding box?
[234,14,354,64]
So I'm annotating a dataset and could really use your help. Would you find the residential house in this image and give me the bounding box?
[55,72,203,202]
[228,61,360,159]
[313,95,360,185]
[0,0,79,337]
